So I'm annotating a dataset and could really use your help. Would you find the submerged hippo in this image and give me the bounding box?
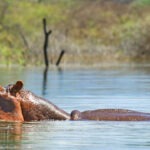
[1,80,150,122]
[71,109,150,121]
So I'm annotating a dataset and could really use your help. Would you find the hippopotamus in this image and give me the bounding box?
[1,80,150,122]
[0,81,70,122]
[70,109,150,121]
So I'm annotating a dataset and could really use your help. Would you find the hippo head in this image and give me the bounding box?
[70,110,82,120]
[5,81,23,96]
[0,81,24,122]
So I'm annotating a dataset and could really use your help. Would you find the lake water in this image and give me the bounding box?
[0,65,150,150]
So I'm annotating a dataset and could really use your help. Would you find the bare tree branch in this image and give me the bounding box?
[43,18,52,67]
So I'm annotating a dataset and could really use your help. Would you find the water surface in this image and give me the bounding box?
[0,65,150,149]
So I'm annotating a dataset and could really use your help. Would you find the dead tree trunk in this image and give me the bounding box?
[56,50,65,66]
[43,18,52,68]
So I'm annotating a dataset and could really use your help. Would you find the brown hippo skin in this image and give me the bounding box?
[17,90,70,121]
[5,81,70,121]
[71,109,150,121]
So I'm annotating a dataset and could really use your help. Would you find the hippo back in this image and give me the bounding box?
[18,90,70,121]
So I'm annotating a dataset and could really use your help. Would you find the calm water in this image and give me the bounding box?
[0,65,150,150]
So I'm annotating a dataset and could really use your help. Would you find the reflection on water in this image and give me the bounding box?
[1,121,150,150]
[1,65,150,149]
[0,122,22,149]
[42,67,63,95]
[42,67,48,95]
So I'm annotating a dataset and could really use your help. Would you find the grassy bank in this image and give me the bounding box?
[0,0,150,66]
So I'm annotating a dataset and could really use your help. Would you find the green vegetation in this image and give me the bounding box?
[135,0,150,5]
[0,0,150,66]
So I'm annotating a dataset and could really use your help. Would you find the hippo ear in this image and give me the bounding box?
[10,81,24,96]
[15,81,23,91]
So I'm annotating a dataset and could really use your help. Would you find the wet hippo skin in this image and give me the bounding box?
[17,90,70,121]
[71,109,150,121]
[5,81,70,121]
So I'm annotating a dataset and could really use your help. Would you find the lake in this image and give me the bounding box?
[0,65,150,150]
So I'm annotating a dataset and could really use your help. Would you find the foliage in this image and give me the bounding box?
[0,0,150,65]
[134,0,150,5]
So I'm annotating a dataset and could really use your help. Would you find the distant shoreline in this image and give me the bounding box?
[1,59,150,70]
